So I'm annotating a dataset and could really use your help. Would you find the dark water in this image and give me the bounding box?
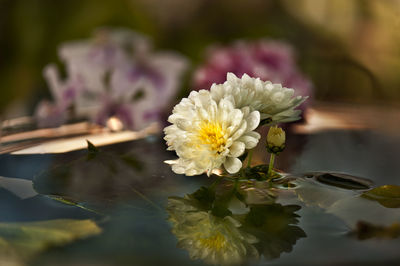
[0,130,400,266]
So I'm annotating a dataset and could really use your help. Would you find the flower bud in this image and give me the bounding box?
[266,126,285,154]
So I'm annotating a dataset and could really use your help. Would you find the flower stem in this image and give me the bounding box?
[268,153,275,180]
[247,150,253,168]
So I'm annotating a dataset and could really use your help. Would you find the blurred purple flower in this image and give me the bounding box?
[35,28,188,130]
[193,40,312,113]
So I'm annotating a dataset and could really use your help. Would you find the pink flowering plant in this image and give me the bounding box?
[193,40,312,113]
[35,28,188,130]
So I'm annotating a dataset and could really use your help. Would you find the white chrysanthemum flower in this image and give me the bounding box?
[164,90,261,176]
[167,197,259,265]
[210,72,308,124]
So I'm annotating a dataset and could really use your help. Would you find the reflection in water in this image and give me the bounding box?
[32,139,185,210]
[167,197,258,265]
[294,173,400,241]
[166,183,306,265]
[351,221,400,240]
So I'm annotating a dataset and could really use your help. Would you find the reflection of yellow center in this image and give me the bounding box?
[199,232,226,251]
[198,121,227,154]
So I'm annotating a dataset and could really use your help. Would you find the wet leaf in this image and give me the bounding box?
[351,221,400,240]
[303,172,373,190]
[0,219,102,261]
[362,185,400,208]
[243,167,264,180]
[250,164,270,174]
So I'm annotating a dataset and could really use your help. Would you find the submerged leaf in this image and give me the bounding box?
[0,219,102,261]
[351,221,400,240]
[362,185,400,208]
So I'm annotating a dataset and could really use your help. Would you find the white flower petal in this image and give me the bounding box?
[211,72,308,124]
[224,157,242,174]
[164,89,259,176]
[229,141,245,157]
[238,132,261,149]
[246,110,260,131]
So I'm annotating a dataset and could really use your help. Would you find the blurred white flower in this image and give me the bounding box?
[164,90,260,176]
[167,197,259,265]
[35,27,188,130]
[210,73,307,124]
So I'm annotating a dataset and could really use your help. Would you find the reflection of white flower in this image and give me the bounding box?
[167,197,258,265]
[164,90,260,176]
[210,73,307,124]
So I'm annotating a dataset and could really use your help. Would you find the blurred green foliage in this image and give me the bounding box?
[1,0,399,115]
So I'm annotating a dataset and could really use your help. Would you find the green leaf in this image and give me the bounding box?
[243,167,264,180]
[362,185,400,208]
[250,164,270,174]
[259,118,273,126]
[312,172,372,190]
[47,195,103,215]
[0,219,102,261]
[86,140,99,160]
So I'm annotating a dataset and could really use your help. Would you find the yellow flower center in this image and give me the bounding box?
[198,121,227,154]
[198,232,227,251]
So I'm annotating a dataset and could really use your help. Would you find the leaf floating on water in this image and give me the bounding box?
[303,172,373,190]
[351,221,400,240]
[362,185,400,208]
[0,219,102,262]
[47,195,104,215]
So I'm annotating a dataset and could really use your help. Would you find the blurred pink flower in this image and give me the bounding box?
[35,28,188,130]
[193,40,312,113]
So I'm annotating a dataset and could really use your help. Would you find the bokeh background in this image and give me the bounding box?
[1,0,400,119]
